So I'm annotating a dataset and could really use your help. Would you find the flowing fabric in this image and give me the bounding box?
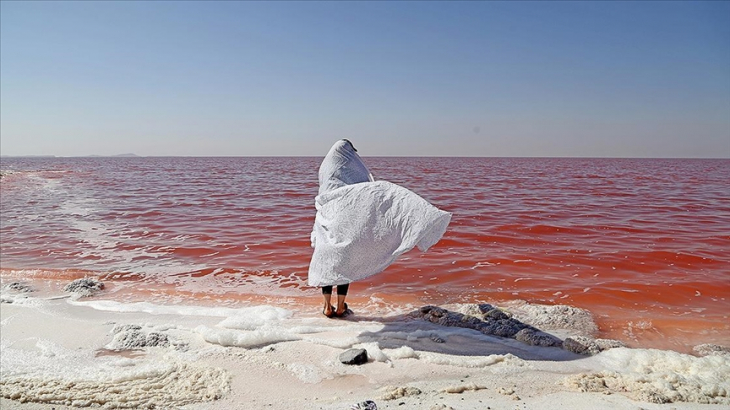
[308,140,452,287]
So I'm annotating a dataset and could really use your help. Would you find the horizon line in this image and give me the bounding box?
[2,154,729,160]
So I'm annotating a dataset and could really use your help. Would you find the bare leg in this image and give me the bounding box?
[322,286,335,317]
[323,293,334,316]
[335,283,350,316]
[336,293,347,316]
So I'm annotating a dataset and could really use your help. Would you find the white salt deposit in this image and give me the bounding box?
[384,345,419,360]
[195,325,300,348]
[0,338,229,408]
[353,342,390,363]
[566,347,730,404]
[287,363,324,384]
[419,352,518,368]
[70,299,291,320]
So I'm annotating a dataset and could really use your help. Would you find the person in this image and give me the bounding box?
[308,139,451,318]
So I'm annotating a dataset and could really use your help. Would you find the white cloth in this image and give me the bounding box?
[317,139,374,195]
[308,140,452,287]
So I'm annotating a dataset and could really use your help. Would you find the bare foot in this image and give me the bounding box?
[323,304,335,318]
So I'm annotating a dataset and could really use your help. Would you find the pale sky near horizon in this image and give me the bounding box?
[1,1,728,158]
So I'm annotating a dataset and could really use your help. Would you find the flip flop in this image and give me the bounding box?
[335,303,352,318]
[323,305,336,318]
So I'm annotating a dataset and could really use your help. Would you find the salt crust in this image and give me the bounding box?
[1,337,228,409]
[4,297,729,408]
[565,347,730,404]
[442,383,487,393]
[380,386,422,400]
[1,362,229,408]
[63,278,104,298]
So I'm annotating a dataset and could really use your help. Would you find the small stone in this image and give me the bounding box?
[340,348,368,365]
[430,334,445,343]
[351,400,378,410]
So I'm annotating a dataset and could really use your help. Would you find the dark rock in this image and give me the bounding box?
[352,400,378,409]
[413,304,557,348]
[340,348,368,365]
[430,334,445,343]
[514,328,562,347]
[563,336,625,355]
[484,309,509,320]
[63,278,104,297]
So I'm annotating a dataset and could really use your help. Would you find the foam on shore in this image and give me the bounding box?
[2,290,729,408]
[0,338,229,408]
[566,347,730,404]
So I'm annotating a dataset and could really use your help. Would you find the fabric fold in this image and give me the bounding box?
[308,140,452,287]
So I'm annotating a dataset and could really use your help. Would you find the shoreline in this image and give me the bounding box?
[1,279,729,409]
[2,267,729,355]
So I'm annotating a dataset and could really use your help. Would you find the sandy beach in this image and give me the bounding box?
[1,279,728,410]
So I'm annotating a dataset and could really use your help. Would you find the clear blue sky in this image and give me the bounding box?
[1,1,728,157]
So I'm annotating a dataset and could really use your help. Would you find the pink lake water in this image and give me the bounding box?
[1,156,728,353]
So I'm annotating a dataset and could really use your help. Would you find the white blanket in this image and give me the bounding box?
[308,140,452,287]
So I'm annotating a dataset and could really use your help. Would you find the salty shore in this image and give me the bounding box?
[1,279,728,410]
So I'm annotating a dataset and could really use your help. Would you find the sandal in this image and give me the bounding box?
[323,304,336,318]
[335,303,352,318]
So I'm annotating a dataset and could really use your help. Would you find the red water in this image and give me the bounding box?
[1,157,728,352]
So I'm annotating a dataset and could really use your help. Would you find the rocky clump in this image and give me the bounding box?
[415,305,557,345]
[3,282,34,293]
[339,348,368,365]
[693,343,730,357]
[515,328,562,347]
[64,278,104,297]
[108,324,170,350]
[414,304,627,355]
[563,336,626,355]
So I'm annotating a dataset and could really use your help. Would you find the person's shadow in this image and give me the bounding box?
[350,304,586,362]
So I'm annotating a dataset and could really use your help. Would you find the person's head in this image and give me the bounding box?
[318,139,372,195]
[340,139,357,152]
